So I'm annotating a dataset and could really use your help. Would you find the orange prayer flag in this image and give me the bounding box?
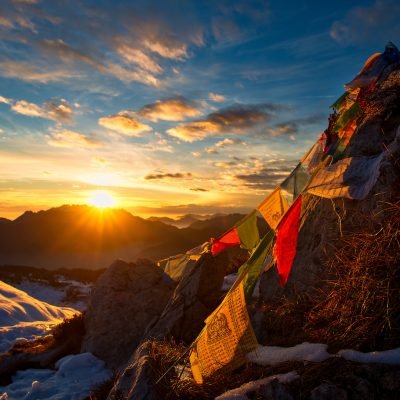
[256,187,289,230]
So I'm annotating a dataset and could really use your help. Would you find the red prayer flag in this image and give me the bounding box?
[211,228,240,255]
[274,196,302,286]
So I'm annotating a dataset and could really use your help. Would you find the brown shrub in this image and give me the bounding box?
[305,202,400,352]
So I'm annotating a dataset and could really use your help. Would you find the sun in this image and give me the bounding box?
[88,190,117,208]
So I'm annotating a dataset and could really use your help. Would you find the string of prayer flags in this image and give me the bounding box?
[333,102,362,133]
[345,43,400,92]
[190,279,258,383]
[274,195,302,286]
[211,211,259,255]
[238,228,275,301]
[280,163,310,204]
[301,142,324,174]
[159,242,209,282]
[307,153,385,200]
[256,187,289,230]
[331,92,348,112]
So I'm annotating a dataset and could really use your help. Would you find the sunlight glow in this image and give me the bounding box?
[88,190,117,208]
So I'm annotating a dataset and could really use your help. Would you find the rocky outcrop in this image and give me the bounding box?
[81,259,174,370]
[145,250,228,343]
[260,68,400,301]
[107,341,158,400]
[109,250,228,399]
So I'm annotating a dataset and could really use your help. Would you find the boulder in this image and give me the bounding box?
[81,259,174,370]
[145,250,228,343]
[107,341,157,400]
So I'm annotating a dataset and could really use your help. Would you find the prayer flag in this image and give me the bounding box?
[238,229,275,301]
[333,103,362,133]
[280,163,310,204]
[307,153,384,200]
[257,187,289,230]
[211,211,260,255]
[236,210,260,250]
[301,141,324,174]
[211,228,240,255]
[190,279,258,383]
[274,195,302,286]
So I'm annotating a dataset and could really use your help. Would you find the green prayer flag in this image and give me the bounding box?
[235,210,260,250]
[334,102,362,133]
[280,163,311,204]
[331,92,348,111]
[238,229,275,301]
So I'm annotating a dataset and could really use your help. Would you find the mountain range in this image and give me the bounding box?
[0,205,263,269]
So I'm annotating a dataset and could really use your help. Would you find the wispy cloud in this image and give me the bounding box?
[209,92,226,102]
[166,103,280,142]
[0,61,79,83]
[47,129,103,149]
[144,172,192,180]
[330,0,400,45]
[98,114,152,136]
[215,138,244,147]
[10,98,73,123]
[137,97,202,122]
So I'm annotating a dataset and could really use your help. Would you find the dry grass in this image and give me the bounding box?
[305,202,400,352]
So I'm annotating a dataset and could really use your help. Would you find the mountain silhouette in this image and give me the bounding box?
[0,205,248,269]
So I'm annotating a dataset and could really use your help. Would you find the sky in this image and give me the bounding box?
[0,0,399,220]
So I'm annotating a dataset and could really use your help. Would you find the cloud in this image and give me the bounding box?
[116,45,163,74]
[205,147,219,154]
[166,103,278,142]
[39,39,161,87]
[191,151,201,157]
[10,98,73,123]
[209,92,225,102]
[144,172,192,180]
[47,130,103,149]
[98,114,152,137]
[235,160,295,190]
[330,1,400,45]
[190,187,208,192]
[0,61,79,83]
[137,97,202,122]
[264,114,325,137]
[0,96,12,105]
[143,39,188,60]
[215,138,244,147]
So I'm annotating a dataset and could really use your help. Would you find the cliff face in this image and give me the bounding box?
[260,68,400,301]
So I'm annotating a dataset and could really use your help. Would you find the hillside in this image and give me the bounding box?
[0,206,247,269]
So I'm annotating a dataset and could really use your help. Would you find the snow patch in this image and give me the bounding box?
[0,280,78,352]
[0,353,112,400]
[338,348,400,365]
[215,371,299,400]
[247,342,331,366]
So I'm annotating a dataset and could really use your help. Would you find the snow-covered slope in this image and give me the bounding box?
[0,280,78,352]
[0,352,112,400]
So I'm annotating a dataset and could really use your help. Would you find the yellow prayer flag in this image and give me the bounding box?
[256,187,289,230]
[190,280,258,384]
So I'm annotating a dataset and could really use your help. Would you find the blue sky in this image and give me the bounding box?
[0,0,399,219]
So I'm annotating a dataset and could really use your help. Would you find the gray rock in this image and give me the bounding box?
[81,259,174,370]
[107,341,158,400]
[257,378,294,400]
[309,383,348,400]
[145,250,228,343]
